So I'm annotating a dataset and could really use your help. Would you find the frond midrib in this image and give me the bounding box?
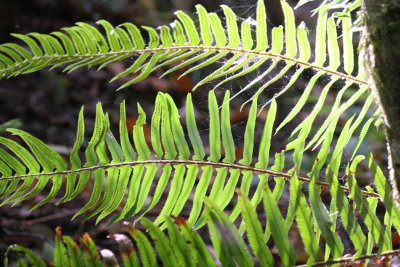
[0,158,379,199]
[1,45,368,87]
[312,247,400,266]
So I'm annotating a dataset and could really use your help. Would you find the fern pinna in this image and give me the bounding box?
[1,0,399,265]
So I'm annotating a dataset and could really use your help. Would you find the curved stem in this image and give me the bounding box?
[0,159,380,198]
[0,46,368,87]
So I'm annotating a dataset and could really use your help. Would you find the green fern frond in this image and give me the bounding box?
[0,91,377,225]
[0,1,370,143]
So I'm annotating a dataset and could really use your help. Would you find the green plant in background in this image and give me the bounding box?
[1,0,399,265]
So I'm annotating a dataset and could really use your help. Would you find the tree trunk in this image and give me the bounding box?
[363,0,400,207]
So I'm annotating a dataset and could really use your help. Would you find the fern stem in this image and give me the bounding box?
[0,159,379,199]
[1,46,368,87]
[309,248,400,266]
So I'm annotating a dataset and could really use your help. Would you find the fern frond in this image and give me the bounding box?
[0,89,378,227]
[0,1,369,139]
